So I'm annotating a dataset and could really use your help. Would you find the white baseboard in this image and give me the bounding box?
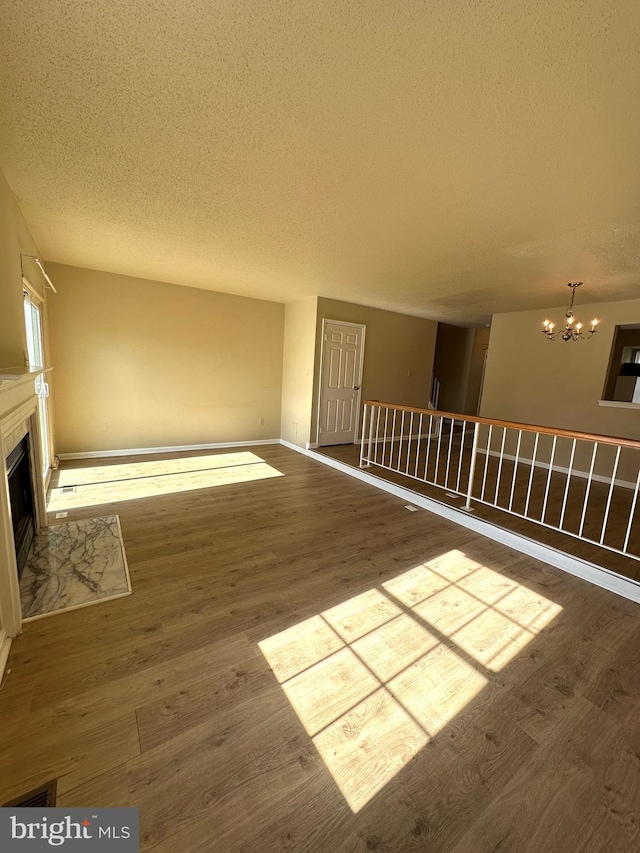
[281,439,310,453]
[281,440,640,606]
[0,629,12,685]
[478,448,637,490]
[58,439,281,460]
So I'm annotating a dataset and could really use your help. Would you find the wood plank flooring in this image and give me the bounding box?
[319,440,640,581]
[1,444,639,852]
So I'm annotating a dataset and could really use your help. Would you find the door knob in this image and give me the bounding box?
[353,385,360,391]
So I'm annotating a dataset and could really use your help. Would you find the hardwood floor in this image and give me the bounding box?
[2,444,640,851]
[319,440,640,582]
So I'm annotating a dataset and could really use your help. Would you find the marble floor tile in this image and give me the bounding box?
[20,515,131,620]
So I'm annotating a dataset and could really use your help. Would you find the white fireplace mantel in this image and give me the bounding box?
[0,368,50,678]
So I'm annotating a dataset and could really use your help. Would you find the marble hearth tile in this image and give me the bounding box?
[20,515,131,620]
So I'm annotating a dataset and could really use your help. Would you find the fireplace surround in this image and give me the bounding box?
[7,435,35,579]
[0,368,50,678]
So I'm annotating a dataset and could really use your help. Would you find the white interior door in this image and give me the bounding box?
[318,321,365,446]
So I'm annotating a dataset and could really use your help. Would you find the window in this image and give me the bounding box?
[23,287,51,475]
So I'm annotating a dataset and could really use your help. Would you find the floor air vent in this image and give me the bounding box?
[3,779,57,808]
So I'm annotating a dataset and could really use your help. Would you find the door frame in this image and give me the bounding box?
[315,319,366,447]
[23,280,53,483]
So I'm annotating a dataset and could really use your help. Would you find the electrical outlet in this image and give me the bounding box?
[258,417,265,426]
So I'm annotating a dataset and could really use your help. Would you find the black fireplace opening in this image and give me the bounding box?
[7,436,36,579]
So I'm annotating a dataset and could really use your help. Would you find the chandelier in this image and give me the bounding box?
[542,282,599,341]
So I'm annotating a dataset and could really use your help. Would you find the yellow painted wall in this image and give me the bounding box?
[481,297,640,442]
[47,263,284,454]
[281,298,318,448]
[312,297,438,442]
[0,169,46,367]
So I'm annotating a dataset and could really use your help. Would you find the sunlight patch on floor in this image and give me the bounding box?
[55,451,266,487]
[48,452,283,511]
[259,549,561,813]
[313,688,428,814]
[385,550,562,672]
[323,588,402,643]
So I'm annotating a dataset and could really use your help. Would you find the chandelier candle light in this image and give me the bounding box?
[542,282,599,342]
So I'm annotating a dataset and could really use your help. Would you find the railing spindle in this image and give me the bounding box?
[481,424,493,501]
[445,418,455,489]
[397,410,406,472]
[381,407,389,467]
[406,411,414,475]
[623,468,640,553]
[456,421,467,494]
[414,413,423,479]
[578,442,599,538]
[424,414,434,482]
[389,409,397,468]
[540,435,558,523]
[464,422,480,510]
[599,446,621,545]
[523,432,540,518]
[434,417,444,486]
[359,404,368,468]
[558,438,577,531]
[493,426,508,506]
[508,429,523,511]
[373,405,381,466]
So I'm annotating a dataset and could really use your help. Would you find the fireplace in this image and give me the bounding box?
[0,370,50,670]
[7,435,35,579]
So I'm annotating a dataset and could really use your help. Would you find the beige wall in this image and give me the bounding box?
[481,297,640,443]
[0,169,46,367]
[280,298,318,448]
[47,263,284,454]
[312,297,438,442]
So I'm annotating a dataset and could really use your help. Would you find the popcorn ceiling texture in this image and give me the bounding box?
[0,0,639,323]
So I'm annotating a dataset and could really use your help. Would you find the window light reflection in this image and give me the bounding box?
[259,549,561,813]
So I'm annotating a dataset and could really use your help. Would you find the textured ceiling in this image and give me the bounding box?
[1,0,639,324]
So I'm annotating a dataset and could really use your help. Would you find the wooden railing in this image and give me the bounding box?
[360,401,640,561]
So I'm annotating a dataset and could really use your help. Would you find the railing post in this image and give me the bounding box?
[359,404,369,468]
[360,404,375,468]
[463,421,480,511]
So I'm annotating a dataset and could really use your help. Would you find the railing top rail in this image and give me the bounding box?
[362,400,640,451]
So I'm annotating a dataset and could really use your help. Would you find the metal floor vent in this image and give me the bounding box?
[3,779,57,808]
